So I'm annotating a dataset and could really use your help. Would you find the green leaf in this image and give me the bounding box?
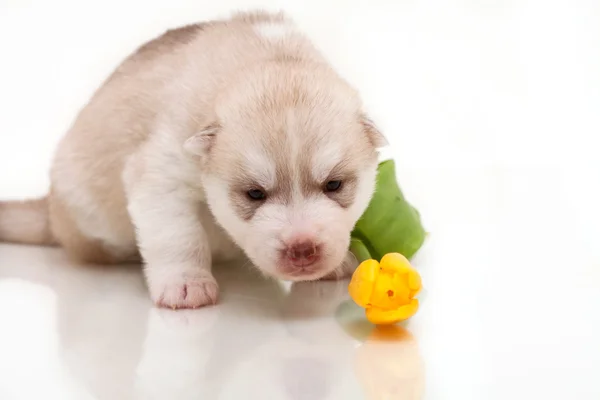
[350,159,426,262]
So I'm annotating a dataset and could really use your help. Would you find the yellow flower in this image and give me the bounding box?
[348,253,421,324]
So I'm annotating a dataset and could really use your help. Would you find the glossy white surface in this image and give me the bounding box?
[1,1,599,399]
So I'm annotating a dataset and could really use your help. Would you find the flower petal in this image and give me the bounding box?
[348,259,380,307]
[365,300,420,325]
[380,253,412,274]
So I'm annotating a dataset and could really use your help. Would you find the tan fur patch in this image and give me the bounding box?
[0,198,55,245]
[228,179,266,221]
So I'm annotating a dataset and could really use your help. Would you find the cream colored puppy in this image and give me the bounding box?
[0,12,385,308]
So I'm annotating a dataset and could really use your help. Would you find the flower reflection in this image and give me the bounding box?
[354,325,424,400]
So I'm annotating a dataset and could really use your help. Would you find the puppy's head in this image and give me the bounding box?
[185,63,385,280]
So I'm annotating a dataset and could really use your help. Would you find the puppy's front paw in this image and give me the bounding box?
[151,275,219,309]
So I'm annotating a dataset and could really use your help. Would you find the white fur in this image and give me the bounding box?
[202,175,245,243]
[285,109,304,206]
[122,128,237,307]
[349,164,380,224]
[242,148,277,190]
[53,154,136,255]
[53,178,112,242]
[311,144,344,183]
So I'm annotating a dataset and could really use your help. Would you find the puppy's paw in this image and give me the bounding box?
[151,275,219,309]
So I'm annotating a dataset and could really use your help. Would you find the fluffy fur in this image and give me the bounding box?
[0,11,385,308]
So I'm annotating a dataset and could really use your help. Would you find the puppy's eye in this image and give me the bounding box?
[325,180,342,192]
[247,189,266,201]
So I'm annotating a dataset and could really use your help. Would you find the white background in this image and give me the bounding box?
[2,0,599,195]
[1,1,599,399]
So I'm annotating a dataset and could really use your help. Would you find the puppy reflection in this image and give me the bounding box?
[134,308,221,400]
[277,280,353,399]
[133,263,288,399]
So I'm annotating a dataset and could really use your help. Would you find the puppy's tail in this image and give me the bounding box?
[0,197,56,246]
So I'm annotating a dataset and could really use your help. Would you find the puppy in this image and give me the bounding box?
[0,11,385,308]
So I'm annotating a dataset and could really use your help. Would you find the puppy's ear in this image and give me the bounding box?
[360,114,388,148]
[183,123,220,156]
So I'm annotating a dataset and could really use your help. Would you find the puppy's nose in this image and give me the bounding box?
[286,240,319,267]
